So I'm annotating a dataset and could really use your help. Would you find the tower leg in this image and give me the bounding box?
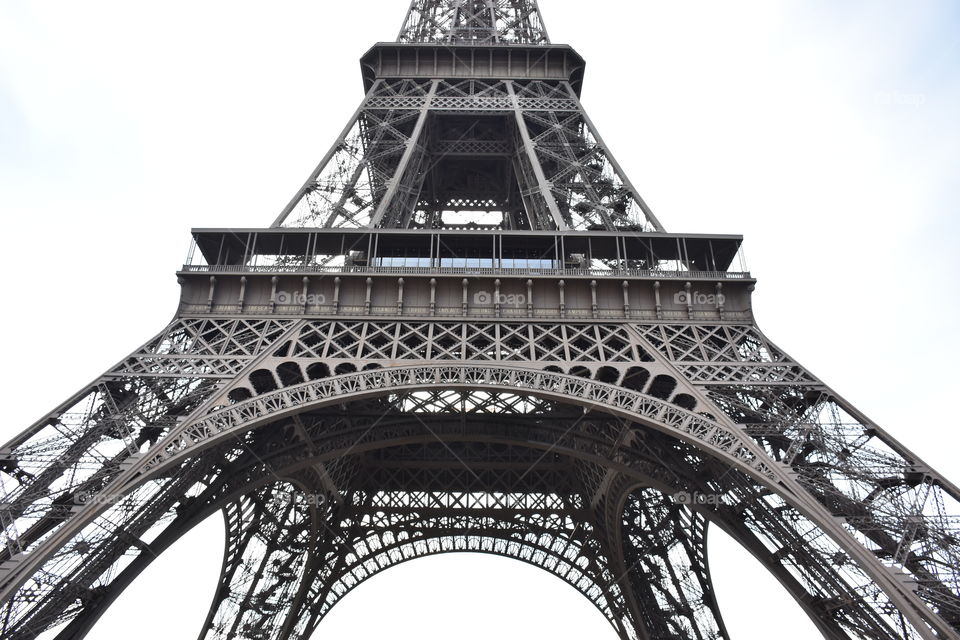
[615,488,728,640]
[198,482,330,640]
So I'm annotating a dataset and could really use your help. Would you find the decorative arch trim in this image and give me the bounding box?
[142,365,776,485]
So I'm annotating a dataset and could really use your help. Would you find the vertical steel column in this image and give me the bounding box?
[368,80,440,228]
[507,81,567,230]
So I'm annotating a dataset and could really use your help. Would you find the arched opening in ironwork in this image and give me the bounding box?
[7,367,929,640]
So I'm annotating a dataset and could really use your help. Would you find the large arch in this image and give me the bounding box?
[47,408,714,640]
[141,365,776,482]
[0,366,942,640]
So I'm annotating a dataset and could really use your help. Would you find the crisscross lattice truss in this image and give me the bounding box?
[399,0,550,45]
[1,314,959,640]
[636,324,960,633]
[276,78,662,232]
[3,0,960,638]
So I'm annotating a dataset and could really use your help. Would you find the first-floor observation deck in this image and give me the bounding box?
[177,229,755,322]
[183,228,749,280]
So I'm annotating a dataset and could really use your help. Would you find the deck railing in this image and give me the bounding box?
[180,264,752,280]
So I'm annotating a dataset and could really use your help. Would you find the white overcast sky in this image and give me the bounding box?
[1,1,958,639]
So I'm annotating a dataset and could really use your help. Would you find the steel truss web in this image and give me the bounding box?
[275,77,662,232]
[1,1,959,640]
[399,0,551,45]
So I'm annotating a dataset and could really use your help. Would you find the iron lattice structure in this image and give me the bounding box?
[1,2,959,639]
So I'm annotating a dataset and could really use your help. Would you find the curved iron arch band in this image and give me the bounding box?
[3,364,943,639]
[143,365,777,482]
[31,403,908,640]
[123,363,936,637]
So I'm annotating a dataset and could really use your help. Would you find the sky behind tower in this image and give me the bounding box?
[1,1,958,638]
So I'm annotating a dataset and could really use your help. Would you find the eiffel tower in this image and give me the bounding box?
[2,1,959,638]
